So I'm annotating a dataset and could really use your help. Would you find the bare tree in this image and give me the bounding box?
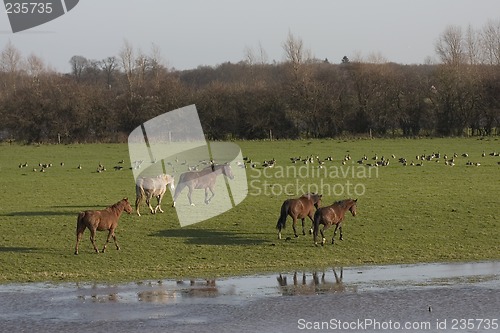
[244,41,268,65]
[26,53,45,77]
[69,55,88,81]
[465,24,481,65]
[119,40,135,94]
[282,30,312,68]
[100,56,118,88]
[435,25,464,66]
[0,40,23,73]
[0,40,23,92]
[481,19,500,65]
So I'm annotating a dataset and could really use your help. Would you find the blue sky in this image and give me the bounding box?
[1,0,499,72]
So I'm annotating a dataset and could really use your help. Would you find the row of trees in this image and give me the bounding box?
[0,21,499,143]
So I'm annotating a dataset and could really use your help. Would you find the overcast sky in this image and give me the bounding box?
[1,0,499,72]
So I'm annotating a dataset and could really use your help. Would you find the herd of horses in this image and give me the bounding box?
[74,162,357,254]
[276,193,357,246]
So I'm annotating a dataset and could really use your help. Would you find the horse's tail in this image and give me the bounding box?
[312,209,321,243]
[135,178,145,213]
[276,199,290,230]
[76,211,86,234]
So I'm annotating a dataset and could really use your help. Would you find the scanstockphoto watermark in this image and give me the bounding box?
[249,164,379,197]
[297,318,433,331]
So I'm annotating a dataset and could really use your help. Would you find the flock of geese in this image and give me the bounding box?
[18,150,500,173]
[241,150,500,169]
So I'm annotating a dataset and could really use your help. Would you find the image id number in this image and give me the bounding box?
[451,318,498,330]
[5,2,53,14]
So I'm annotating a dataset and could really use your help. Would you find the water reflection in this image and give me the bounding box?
[176,279,219,298]
[39,261,499,307]
[277,268,357,296]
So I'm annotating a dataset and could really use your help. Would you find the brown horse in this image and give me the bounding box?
[172,163,234,207]
[135,174,175,216]
[276,193,322,239]
[313,198,357,246]
[74,198,133,255]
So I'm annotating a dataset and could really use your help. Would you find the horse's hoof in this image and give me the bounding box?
[74,251,78,255]
[137,213,141,217]
[309,229,313,235]
[339,237,343,241]
[190,203,195,206]
[294,234,299,238]
[172,202,176,207]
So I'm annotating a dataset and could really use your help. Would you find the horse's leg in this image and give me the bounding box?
[332,222,344,243]
[204,186,215,205]
[102,228,120,252]
[89,228,99,253]
[321,224,332,246]
[112,232,120,251]
[204,187,210,205]
[155,194,164,213]
[292,215,299,238]
[308,213,314,235]
[207,186,215,204]
[135,195,142,216]
[187,186,195,206]
[102,230,111,253]
[74,225,85,255]
[301,218,306,236]
[146,193,155,214]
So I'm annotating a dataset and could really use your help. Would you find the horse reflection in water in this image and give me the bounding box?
[277,268,355,296]
[138,280,219,303]
[178,279,219,298]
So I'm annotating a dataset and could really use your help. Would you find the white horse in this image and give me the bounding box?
[135,174,175,216]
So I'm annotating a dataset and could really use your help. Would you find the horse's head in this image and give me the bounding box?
[222,163,234,180]
[161,174,175,191]
[312,193,322,208]
[349,199,357,217]
[122,198,133,214]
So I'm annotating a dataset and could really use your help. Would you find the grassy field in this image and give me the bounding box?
[0,137,498,284]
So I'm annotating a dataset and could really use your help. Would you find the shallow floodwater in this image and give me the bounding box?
[0,261,499,333]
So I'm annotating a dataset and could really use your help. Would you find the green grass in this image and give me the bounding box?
[0,138,499,284]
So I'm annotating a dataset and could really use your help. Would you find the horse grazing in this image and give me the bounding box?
[313,198,357,246]
[172,163,234,207]
[135,174,175,216]
[276,193,322,239]
[74,198,133,255]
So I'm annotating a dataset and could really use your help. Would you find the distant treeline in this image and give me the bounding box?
[1,22,499,143]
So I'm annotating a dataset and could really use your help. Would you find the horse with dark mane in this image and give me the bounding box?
[313,198,357,246]
[135,174,175,216]
[276,193,322,239]
[172,163,234,207]
[74,198,133,255]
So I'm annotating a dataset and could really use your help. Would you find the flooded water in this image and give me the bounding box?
[0,261,499,333]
